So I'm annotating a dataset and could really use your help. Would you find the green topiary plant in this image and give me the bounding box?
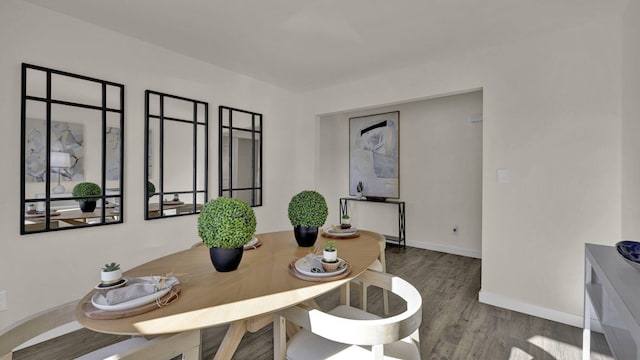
[198,197,257,249]
[147,181,156,195]
[72,182,101,202]
[288,190,328,228]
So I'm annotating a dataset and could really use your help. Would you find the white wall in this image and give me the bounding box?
[305,17,622,325]
[0,0,304,327]
[0,0,630,333]
[317,92,483,257]
[622,0,640,239]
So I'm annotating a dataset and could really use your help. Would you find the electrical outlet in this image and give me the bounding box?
[0,290,7,311]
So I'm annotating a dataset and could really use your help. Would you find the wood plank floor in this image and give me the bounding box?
[15,246,612,360]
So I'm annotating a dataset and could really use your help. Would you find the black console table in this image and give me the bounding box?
[339,197,406,248]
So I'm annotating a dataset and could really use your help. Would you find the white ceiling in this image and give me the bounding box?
[24,0,626,91]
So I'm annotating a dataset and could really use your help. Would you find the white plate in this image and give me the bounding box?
[294,255,347,278]
[91,276,176,311]
[244,237,260,249]
[324,227,358,237]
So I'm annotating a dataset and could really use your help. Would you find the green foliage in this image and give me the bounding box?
[341,214,350,219]
[102,262,120,272]
[324,240,336,251]
[198,197,257,248]
[147,181,156,194]
[72,182,101,202]
[287,190,328,227]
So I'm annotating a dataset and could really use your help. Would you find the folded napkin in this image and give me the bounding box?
[104,276,179,305]
[297,254,326,273]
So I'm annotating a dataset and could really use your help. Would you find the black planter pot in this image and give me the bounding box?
[209,247,244,272]
[79,201,97,213]
[293,226,319,247]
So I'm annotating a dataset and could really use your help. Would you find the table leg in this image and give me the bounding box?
[212,320,247,360]
[583,295,591,360]
[340,282,351,306]
[246,314,273,333]
[583,257,592,360]
[59,218,87,226]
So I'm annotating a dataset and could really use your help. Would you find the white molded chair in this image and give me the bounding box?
[344,230,389,314]
[274,270,422,360]
[0,300,201,360]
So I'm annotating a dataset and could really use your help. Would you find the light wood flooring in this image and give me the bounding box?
[15,246,612,360]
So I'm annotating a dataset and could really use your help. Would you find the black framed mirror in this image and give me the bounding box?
[219,106,262,207]
[21,63,124,234]
[145,91,208,219]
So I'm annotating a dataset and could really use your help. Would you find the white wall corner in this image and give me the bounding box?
[478,290,603,333]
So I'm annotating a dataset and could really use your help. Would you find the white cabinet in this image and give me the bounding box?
[584,244,640,359]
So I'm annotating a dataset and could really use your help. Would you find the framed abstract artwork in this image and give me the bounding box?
[349,111,399,199]
[25,118,84,183]
[106,127,121,181]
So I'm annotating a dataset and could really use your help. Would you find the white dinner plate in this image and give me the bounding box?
[294,255,347,278]
[91,276,177,311]
[324,227,358,237]
[244,237,260,249]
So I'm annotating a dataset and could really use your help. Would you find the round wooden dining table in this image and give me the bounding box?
[75,229,381,359]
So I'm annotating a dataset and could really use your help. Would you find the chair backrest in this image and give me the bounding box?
[0,300,201,360]
[0,300,77,359]
[278,269,422,346]
[362,230,386,270]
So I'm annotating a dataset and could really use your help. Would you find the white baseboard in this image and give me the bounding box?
[404,239,482,259]
[479,290,603,333]
[385,241,602,333]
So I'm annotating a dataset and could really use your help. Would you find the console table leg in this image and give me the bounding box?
[339,199,348,223]
[340,197,406,248]
[398,202,406,248]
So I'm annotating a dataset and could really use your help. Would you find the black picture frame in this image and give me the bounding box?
[144,90,208,219]
[21,63,125,234]
[218,106,263,207]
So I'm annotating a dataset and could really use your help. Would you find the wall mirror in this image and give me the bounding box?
[219,106,262,207]
[21,63,124,234]
[145,91,208,219]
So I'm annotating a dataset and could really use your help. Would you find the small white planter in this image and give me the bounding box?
[101,269,123,284]
[341,217,350,225]
[323,250,338,263]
